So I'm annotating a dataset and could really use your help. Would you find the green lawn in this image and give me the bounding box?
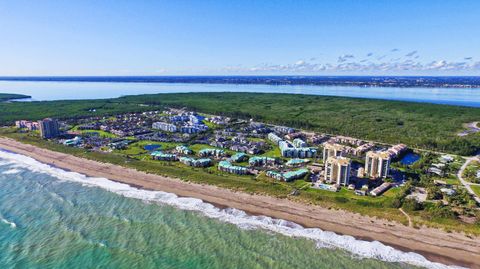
[472,185,480,197]
[82,129,117,138]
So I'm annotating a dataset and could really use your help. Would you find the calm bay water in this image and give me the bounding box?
[1,80,480,107]
[0,150,455,269]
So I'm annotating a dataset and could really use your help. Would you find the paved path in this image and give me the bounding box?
[457,156,480,205]
[399,208,413,227]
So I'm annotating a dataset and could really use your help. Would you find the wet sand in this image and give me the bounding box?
[0,137,478,268]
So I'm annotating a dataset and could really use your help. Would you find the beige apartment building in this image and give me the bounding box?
[364,151,391,179]
[324,156,351,186]
[322,143,345,162]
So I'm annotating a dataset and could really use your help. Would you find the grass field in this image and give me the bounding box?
[472,185,480,197]
[0,92,479,155]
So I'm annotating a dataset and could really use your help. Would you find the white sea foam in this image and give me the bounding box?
[1,217,17,228]
[0,150,465,269]
[2,168,21,175]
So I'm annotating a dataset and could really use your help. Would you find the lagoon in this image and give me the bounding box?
[1,80,480,107]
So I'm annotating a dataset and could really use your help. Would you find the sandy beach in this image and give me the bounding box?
[0,137,478,268]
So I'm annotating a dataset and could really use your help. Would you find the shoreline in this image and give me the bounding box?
[0,137,479,268]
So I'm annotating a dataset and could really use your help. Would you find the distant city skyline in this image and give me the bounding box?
[1,1,479,76]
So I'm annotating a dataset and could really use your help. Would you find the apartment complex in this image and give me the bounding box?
[324,156,351,186]
[38,118,60,139]
[322,143,345,162]
[175,145,193,155]
[15,120,39,131]
[267,133,283,145]
[266,168,308,182]
[230,153,247,163]
[365,151,391,179]
[248,156,278,166]
[292,138,307,148]
[152,122,177,132]
[198,148,225,157]
[218,161,249,175]
[278,140,317,158]
[179,157,212,167]
[151,151,178,161]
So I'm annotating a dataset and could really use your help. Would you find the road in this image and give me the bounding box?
[457,155,480,205]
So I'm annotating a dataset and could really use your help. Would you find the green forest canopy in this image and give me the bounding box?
[0,92,479,155]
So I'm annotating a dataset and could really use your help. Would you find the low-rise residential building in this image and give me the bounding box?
[354,143,375,156]
[266,171,283,181]
[152,122,177,132]
[370,183,392,196]
[365,151,391,179]
[292,138,307,148]
[179,157,212,167]
[230,153,247,163]
[205,116,231,125]
[324,156,351,186]
[180,124,208,134]
[279,140,317,158]
[387,144,407,158]
[273,125,295,134]
[428,167,444,176]
[15,120,40,131]
[440,155,454,163]
[175,145,193,155]
[218,161,249,175]
[198,148,225,157]
[266,168,309,182]
[314,183,340,192]
[63,136,82,146]
[282,169,309,182]
[285,132,304,140]
[249,156,278,167]
[286,158,310,167]
[108,140,132,150]
[151,151,178,161]
[268,133,283,145]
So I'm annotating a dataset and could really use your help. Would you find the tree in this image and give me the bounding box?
[402,198,423,211]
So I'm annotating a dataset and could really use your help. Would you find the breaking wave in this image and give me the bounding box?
[2,168,21,175]
[0,149,465,269]
[0,216,17,228]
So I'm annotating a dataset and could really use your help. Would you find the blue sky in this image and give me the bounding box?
[0,0,479,76]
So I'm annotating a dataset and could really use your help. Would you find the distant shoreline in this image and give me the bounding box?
[0,93,31,102]
[0,137,478,268]
[1,75,480,88]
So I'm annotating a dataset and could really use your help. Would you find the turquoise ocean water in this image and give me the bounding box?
[0,150,457,269]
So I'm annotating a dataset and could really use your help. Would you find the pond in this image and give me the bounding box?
[144,144,161,151]
[400,153,420,165]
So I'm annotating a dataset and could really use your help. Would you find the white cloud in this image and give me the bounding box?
[223,56,480,74]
